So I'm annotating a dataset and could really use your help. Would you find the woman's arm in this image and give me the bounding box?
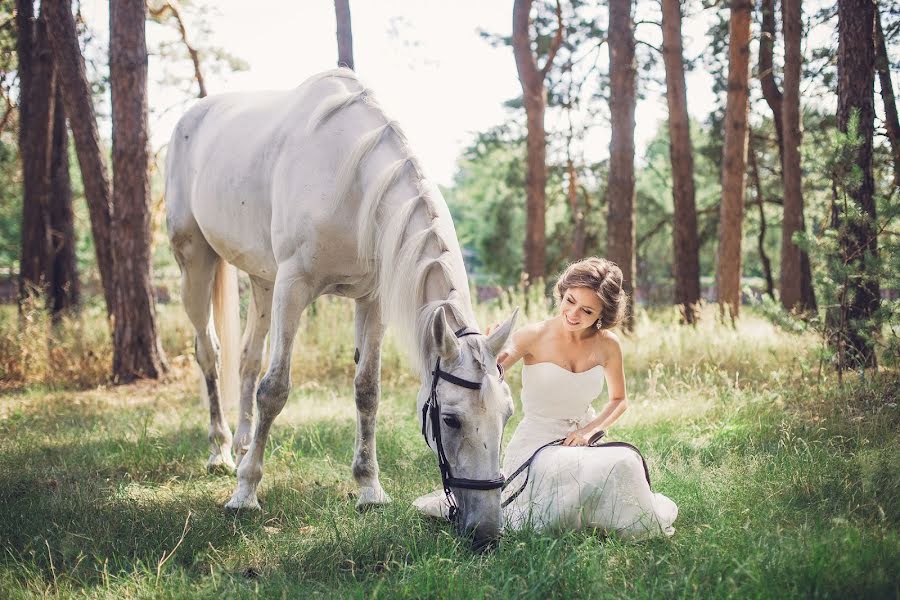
[563,333,628,446]
[491,324,536,371]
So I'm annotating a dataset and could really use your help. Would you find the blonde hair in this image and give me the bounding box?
[554,257,627,331]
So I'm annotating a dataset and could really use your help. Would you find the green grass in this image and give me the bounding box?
[1,304,898,598]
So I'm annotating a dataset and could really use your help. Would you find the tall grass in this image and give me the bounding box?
[1,288,896,598]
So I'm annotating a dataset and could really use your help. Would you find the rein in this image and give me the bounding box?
[500,435,652,508]
[421,327,505,523]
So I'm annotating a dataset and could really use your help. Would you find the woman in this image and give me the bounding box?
[414,257,677,538]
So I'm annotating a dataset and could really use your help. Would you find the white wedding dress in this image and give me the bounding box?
[413,362,678,539]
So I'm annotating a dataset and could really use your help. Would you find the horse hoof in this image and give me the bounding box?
[207,454,236,475]
[355,486,391,510]
[225,493,260,512]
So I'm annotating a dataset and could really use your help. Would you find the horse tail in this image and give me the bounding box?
[212,258,240,410]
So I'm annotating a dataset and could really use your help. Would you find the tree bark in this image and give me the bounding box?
[780,0,816,312]
[47,85,79,319]
[662,0,701,324]
[110,0,166,381]
[875,6,900,188]
[759,0,784,156]
[608,0,637,329]
[512,0,562,283]
[15,1,54,306]
[43,0,115,316]
[836,0,879,368]
[717,0,753,323]
[335,0,354,70]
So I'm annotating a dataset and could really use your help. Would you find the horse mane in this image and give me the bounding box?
[307,69,475,375]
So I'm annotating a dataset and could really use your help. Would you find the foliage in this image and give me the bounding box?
[797,111,900,373]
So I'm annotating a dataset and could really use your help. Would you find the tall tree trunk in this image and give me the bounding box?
[335,0,354,70]
[662,0,701,324]
[608,0,637,330]
[47,85,79,319]
[717,0,753,323]
[110,0,166,381]
[759,0,784,156]
[748,131,775,299]
[875,6,900,188]
[512,0,562,283]
[780,0,816,312]
[836,0,879,368]
[43,0,115,317]
[15,1,54,306]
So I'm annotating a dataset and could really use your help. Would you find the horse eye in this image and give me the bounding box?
[442,415,462,429]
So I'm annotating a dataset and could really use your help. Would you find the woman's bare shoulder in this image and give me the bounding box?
[510,318,555,350]
[595,329,623,363]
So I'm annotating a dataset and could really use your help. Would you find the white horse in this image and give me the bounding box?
[165,69,518,547]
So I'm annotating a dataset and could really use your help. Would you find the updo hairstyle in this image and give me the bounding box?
[554,257,627,331]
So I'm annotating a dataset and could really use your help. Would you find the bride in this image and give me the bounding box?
[414,257,677,539]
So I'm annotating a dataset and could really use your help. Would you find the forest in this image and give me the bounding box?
[0,0,898,598]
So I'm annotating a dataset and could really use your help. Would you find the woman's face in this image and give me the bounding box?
[560,286,603,332]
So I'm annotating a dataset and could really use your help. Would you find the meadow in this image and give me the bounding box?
[0,294,897,599]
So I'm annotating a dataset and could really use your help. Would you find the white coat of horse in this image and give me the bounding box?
[165,69,517,546]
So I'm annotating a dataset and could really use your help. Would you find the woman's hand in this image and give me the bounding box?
[562,428,592,447]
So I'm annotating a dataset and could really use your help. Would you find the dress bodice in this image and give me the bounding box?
[520,361,606,422]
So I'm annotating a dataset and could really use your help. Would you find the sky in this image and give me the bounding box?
[78,1,722,186]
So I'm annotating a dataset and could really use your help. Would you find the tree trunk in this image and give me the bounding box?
[513,0,562,283]
[759,0,784,157]
[748,131,775,300]
[836,0,879,368]
[15,1,54,306]
[43,0,115,317]
[717,0,753,323]
[608,0,637,329]
[780,0,816,312]
[875,6,900,188]
[47,85,79,319]
[110,0,167,381]
[662,0,701,324]
[335,0,354,70]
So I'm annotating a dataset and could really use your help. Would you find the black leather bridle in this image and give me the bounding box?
[421,327,506,523]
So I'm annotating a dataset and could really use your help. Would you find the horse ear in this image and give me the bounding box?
[486,307,519,357]
[432,306,460,363]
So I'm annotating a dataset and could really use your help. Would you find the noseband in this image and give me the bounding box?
[421,327,505,522]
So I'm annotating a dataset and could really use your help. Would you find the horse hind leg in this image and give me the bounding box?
[234,276,273,467]
[172,231,236,473]
[352,298,391,509]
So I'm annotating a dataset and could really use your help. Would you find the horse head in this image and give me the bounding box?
[419,306,518,551]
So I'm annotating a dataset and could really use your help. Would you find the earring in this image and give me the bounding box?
[595,318,602,330]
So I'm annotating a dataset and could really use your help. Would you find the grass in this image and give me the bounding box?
[0,300,898,598]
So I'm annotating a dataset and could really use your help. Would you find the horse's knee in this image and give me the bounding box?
[257,372,290,418]
[353,371,379,413]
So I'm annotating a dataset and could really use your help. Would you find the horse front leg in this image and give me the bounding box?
[226,269,314,511]
[352,299,391,509]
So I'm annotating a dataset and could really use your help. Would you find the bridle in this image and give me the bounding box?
[420,327,505,523]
